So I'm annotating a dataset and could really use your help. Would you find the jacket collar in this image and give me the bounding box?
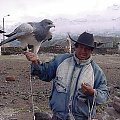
[73,52,92,66]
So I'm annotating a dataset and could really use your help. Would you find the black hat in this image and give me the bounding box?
[68,32,94,48]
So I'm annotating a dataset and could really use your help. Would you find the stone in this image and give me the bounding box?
[34,112,51,120]
[6,75,16,81]
[113,96,120,113]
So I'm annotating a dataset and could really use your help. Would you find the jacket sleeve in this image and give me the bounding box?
[30,57,58,82]
[89,61,109,105]
[94,70,108,105]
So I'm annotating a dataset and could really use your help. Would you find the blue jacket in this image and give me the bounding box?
[31,53,108,120]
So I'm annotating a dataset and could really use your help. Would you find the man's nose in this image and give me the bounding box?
[81,48,86,52]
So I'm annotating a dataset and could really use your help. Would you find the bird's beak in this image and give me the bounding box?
[49,24,55,28]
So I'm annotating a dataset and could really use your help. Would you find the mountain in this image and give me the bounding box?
[52,4,120,36]
[4,4,120,37]
[2,4,120,47]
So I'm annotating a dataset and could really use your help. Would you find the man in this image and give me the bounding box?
[25,32,108,120]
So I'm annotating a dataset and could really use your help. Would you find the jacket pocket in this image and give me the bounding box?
[55,78,67,93]
[73,89,89,117]
[76,88,87,103]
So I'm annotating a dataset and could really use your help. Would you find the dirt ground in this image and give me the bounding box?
[0,53,120,120]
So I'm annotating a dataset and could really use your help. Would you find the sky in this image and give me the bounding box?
[0,0,120,31]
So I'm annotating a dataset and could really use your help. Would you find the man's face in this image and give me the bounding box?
[75,44,92,60]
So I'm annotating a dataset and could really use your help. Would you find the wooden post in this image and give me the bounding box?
[66,37,72,54]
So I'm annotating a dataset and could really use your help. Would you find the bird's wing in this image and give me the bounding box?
[0,32,31,46]
[32,26,47,42]
[29,22,52,42]
[41,31,52,43]
[5,23,34,37]
[0,23,34,46]
[4,30,17,37]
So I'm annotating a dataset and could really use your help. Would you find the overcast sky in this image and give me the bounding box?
[0,0,120,30]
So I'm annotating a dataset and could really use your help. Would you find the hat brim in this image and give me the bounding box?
[68,33,95,48]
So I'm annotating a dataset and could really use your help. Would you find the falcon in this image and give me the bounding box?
[0,19,55,54]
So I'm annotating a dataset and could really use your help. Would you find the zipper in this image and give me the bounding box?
[71,66,84,114]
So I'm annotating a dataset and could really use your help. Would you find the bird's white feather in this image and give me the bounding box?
[0,19,55,54]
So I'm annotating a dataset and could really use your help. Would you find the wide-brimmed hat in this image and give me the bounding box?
[68,32,95,48]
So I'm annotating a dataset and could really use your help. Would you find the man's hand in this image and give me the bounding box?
[81,83,94,95]
[24,52,39,64]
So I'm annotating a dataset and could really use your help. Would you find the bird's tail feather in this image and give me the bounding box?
[0,32,30,46]
[0,30,5,33]
[0,37,16,46]
[4,33,15,37]
[4,30,17,37]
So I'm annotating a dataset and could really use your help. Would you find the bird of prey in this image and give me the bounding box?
[0,19,55,54]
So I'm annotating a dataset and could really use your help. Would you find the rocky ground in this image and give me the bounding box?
[0,53,120,120]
